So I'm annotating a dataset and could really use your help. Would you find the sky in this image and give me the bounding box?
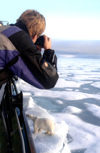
[0,0,100,40]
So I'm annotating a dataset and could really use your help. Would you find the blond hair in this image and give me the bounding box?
[17,10,46,37]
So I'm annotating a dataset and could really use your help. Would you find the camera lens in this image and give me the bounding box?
[35,36,44,48]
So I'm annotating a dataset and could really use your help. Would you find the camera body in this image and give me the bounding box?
[35,35,44,48]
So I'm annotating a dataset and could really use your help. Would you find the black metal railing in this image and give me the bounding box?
[0,77,36,153]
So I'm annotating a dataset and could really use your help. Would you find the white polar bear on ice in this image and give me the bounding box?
[27,114,55,135]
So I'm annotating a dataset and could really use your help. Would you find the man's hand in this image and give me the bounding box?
[44,35,51,50]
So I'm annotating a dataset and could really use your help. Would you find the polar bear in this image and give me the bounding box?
[27,114,55,135]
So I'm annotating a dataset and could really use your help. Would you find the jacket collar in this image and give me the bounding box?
[14,21,29,34]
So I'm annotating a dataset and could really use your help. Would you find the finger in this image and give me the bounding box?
[47,37,50,41]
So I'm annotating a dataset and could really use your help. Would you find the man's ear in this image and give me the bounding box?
[32,34,38,43]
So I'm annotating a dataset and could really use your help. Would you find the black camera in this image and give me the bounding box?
[35,35,44,48]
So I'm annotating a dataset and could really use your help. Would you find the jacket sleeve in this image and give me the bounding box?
[9,31,59,89]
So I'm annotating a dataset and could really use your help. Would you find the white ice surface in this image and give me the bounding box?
[54,113,100,150]
[91,82,100,89]
[23,93,71,153]
[16,55,100,153]
[16,77,100,153]
[84,103,100,118]
[84,140,100,153]
[16,79,100,101]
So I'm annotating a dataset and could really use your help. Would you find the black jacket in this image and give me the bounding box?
[0,22,59,89]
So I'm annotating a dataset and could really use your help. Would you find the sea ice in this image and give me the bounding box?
[23,93,71,153]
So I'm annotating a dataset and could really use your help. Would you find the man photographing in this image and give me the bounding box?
[0,9,59,90]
